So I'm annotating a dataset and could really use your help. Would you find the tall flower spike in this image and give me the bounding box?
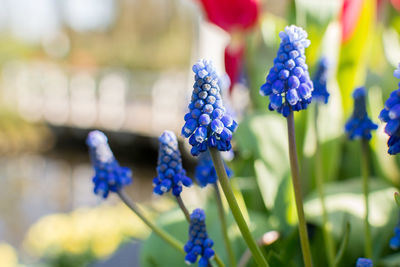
[184,209,215,266]
[86,130,132,198]
[153,131,192,196]
[260,25,313,117]
[182,59,238,156]
[356,258,373,267]
[312,57,330,104]
[345,87,378,140]
[195,151,233,187]
[379,64,400,154]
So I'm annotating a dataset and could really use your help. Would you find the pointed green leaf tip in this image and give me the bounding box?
[394,192,400,207]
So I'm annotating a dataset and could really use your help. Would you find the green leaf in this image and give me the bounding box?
[235,112,297,230]
[334,220,351,267]
[394,192,400,208]
[305,178,398,261]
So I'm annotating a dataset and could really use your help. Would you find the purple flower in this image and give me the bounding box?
[345,87,377,140]
[86,130,132,198]
[260,25,313,117]
[182,59,238,156]
[195,151,233,187]
[184,209,215,266]
[379,64,400,154]
[312,57,330,104]
[153,131,192,196]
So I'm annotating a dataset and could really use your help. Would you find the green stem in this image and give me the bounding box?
[361,139,372,258]
[117,190,184,254]
[209,148,269,267]
[286,111,313,267]
[213,183,237,267]
[176,195,191,222]
[314,105,335,267]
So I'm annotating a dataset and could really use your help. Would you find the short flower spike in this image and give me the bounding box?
[182,59,238,156]
[86,130,132,198]
[184,209,215,266]
[153,131,192,196]
[356,258,373,267]
[195,151,233,187]
[345,87,378,140]
[379,64,400,154]
[312,57,330,104]
[260,25,313,117]
[390,226,400,250]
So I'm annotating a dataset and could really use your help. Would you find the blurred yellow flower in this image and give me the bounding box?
[0,242,21,267]
[23,203,150,260]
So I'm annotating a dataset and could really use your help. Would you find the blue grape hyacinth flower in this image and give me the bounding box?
[345,87,378,140]
[153,131,192,196]
[86,130,132,198]
[184,209,215,266]
[390,226,400,249]
[356,258,373,267]
[195,151,233,187]
[379,64,400,154]
[312,57,330,104]
[182,59,238,156]
[260,25,314,117]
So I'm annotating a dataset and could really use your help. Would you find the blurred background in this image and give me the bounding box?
[0,0,400,266]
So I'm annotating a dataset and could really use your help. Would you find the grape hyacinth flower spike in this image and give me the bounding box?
[260,25,313,117]
[379,64,400,154]
[312,57,330,104]
[356,258,373,267]
[182,59,238,156]
[345,87,378,140]
[184,209,215,266]
[153,131,192,196]
[86,130,132,198]
[195,151,232,187]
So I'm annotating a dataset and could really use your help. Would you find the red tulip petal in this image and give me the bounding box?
[392,0,400,11]
[341,0,363,43]
[224,43,244,92]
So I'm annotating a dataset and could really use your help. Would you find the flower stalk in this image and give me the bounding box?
[117,189,184,254]
[361,139,372,258]
[209,148,269,267]
[287,111,313,267]
[213,183,237,267]
[314,105,335,266]
[176,195,191,222]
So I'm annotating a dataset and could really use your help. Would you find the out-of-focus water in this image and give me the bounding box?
[0,144,155,249]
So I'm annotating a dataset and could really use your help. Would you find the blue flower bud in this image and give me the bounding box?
[182,59,238,156]
[312,57,330,104]
[356,258,373,267]
[86,130,132,198]
[345,87,377,140]
[154,131,192,196]
[260,25,313,116]
[195,151,233,187]
[184,209,214,266]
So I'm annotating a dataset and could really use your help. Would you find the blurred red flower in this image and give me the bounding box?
[340,0,363,43]
[391,0,400,10]
[198,0,260,92]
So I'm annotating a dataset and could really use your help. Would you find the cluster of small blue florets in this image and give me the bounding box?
[312,57,330,104]
[390,226,400,249]
[184,209,215,266]
[153,131,192,196]
[195,151,232,187]
[260,25,313,117]
[182,59,238,156]
[86,130,132,198]
[345,87,378,140]
[379,64,400,155]
[356,258,373,267]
